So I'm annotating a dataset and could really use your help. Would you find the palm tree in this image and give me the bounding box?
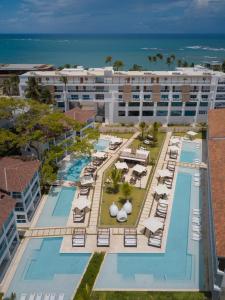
[166,57,172,69]
[110,168,122,193]
[156,53,163,60]
[3,79,11,96]
[10,75,19,95]
[139,121,147,140]
[177,59,182,68]
[222,60,225,73]
[152,56,157,62]
[152,121,159,142]
[105,56,112,65]
[113,60,124,71]
[191,62,195,67]
[170,54,176,61]
[121,182,132,199]
[148,55,152,62]
[182,61,189,67]
[25,77,41,100]
[40,87,53,104]
[60,76,69,111]
[130,64,143,71]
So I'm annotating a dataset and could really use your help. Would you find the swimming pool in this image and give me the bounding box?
[94,138,110,152]
[36,186,76,227]
[94,168,205,290]
[180,141,202,163]
[6,238,90,300]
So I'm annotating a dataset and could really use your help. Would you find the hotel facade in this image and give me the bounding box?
[19,66,225,125]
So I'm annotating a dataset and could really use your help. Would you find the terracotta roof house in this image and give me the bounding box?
[0,157,41,224]
[207,109,225,297]
[0,192,20,280]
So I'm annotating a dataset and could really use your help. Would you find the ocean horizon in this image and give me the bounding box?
[0,33,225,70]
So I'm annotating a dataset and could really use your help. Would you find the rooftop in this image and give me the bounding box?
[0,192,16,230]
[0,157,40,193]
[208,108,225,139]
[64,107,96,124]
[0,64,54,71]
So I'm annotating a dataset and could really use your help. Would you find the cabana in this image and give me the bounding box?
[157,169,172,178]
[72,228,86,247]
[73,195,90,223]
[142,217,164,234]
[97,228,110,247]
[115,161,129,171]
[117,209,128,222]
[132,164,147,175]
[124,228,137,247]
[110,137,123,145]
[120,148,149,165]
[169,137,180,146]
[80,175,94,187]
[186,131,198,140]
[74,195,90,211]
[153,184,170,196]
[92,151,108,160]
[168,145,179,159]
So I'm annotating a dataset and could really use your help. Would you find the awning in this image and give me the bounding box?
[132,164,147,174]
[186,131,198,136]
[142,217,164,233]
[80,175,94,186]
[92,151,107,159]
[153,184,170,195]
[74,196,90,210]
[115,161,129,170]
[169,145,179,153]
[157,169,172,178]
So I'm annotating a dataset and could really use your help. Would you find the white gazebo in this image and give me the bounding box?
[186,131,198,139]
[117,209,127,222]
[142,217,164,233]
[109,202,119,217]
[115,161,129,171]
[132,164,147,175]
[92,151,107,160]
[153,184,170,196]
[123,200,132,214]
[157,169,172,178]
[110,137,123,145]
[74,196,90,211]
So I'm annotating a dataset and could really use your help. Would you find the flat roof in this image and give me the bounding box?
[0,64,54,71]
[208,108,225,139]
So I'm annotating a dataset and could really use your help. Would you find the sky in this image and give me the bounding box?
[0,0,225,34]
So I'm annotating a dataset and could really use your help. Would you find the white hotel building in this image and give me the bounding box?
[19,66,225,124]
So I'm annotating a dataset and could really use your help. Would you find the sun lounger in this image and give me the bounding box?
[124,229,137,247]
[36,294,42,300]
[50,294,56,300]
[58,294,64,300]
[44,294,50,300]
[28,294,35,300]
[159,199,168,205]
[148,237,162,248]
[97,228,110,247]
[20,294,27,300]
[72,228,86,247]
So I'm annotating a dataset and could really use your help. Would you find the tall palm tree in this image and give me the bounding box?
[25,77,41,100]
[156,53,163,60]
[139,121,147,140]
[148,55,152,62]
[170,54,176,61]
[110,168,122,193]
[166,57,172,69]
[9,75,19,95]
[130,64,143,71]
[152,56,157,62]
[105,56,112,65]
[177,59,182,68]
[182,61,189,67]
[60,76,69,111]
[113,60,124,71]
[3,79,11,96]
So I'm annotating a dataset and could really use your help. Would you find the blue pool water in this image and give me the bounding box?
[6,238,90,300]
[95,168,205,290]
[94,139,109,152]
[58,156,90,182]
[180,141,202,163]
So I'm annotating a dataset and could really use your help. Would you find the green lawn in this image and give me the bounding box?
[91,291,211,300]
[100,183,146,226]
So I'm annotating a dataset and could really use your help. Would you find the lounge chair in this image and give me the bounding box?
[20,294,27,300]
[36,294,42,300]
[50,294,56,300]
[28,294,35,300]
[80,187,90,195]
[58,294,64,300]
[124,228,137,247]
[73,209,85,223]
[148,237,162,248]
[72,228,86,247]
[192,233,202,241]
[97,228,110,247]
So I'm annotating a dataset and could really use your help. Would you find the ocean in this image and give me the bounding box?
[0,34,225,70]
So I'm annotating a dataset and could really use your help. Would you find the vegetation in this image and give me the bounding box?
[113,60,124,71]
[109,168,122,193]
[129,64,143,71]
[74,252,105,300]
[3,293,16,300]
[139,121,147,140]
[91,291,210,300]
[105,56,112,65]
[121,182,132,199]
[3,75,19,96]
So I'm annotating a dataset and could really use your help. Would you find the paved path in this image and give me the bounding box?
[88,131,140,231]
[25,226,74,238]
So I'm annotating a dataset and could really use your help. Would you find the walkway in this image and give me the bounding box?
[88,131,140,231]
[25,226,74,238]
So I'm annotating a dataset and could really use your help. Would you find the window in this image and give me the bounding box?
[156,111,168,116]
[16,215,26,223]
[128,102,140,107]
[171,102,182,107]
[190,95,197,99]
[185,102,197,107]
[82,95,90,100]
[198,110,207,115]
[161,95,168,100]
[95,76,104,83]
[71,95,78,100]
[133,95,140,99]
[200,102,208,107]
[128,111,139,116]
[157,102,168,107]
[118,111,125,116]
[55,95,61,99]
[143,102,154,106]
[144,95,151,100]
[170,111,182,116]
[142,111,153,116]
[173,94,180,99]
[96,94,104,100]
[119,102,125,107]
[58,102,65,108]
[184,111,196,116]
[202,95,208,99]
[118,95,123,99]
[12,192,21,199]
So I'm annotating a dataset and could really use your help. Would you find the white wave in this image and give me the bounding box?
[204,56,217,59]
[178,48,184,51]
[186,45,225,51]
[186,45,202,49]
[141,47,162,50]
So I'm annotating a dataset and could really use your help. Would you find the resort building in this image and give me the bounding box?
[19,65,225,124]
[207,108,225,299]
[0,192,20,281]
[0,157,41,224]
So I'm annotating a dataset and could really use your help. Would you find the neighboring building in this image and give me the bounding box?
[0,157,41,224]
[0,192,19,281]
[207,108,225,300]
[19,66,225,125]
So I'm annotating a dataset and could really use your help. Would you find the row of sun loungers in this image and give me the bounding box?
[193,172,201,187]
[192,209,202,241]
[156,199,168,219]
[72,228,138,247]
[20,294,64,300]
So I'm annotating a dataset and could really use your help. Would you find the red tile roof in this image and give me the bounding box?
[208,140,225,257]
[64,108,96,124]
[0,192,16,230]
[208,108,225,139]
[0,157,40,193]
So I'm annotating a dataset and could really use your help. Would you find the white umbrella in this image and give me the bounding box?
[92,151,107,159]
[153,184,170,195]
[74,196,90,210]
[170,138,180,145]
[142,217,164,233]
[132,164,147,174]
[186,131,198,136]
[157,169,172,178]
[169,145,179,153]
[115,161,128,170]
